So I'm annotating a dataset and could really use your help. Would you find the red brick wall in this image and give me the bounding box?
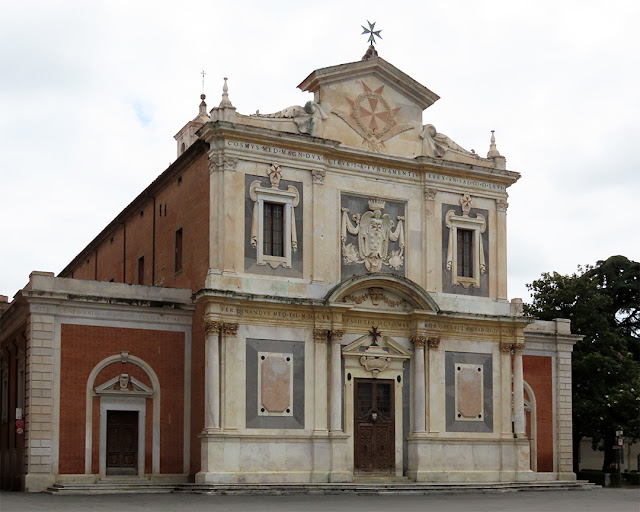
[59,324,185,475]
[64,151,210,291]
[523,355,554,472]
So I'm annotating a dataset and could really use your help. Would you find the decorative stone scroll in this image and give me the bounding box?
[341,199,405,272]
[496,199,509,212]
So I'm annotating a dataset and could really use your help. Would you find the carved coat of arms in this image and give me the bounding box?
[332,82,413,152]
[341,199,405,272]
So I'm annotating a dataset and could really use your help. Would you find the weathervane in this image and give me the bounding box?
[361,21,382,46]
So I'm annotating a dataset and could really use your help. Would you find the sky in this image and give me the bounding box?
[1,0,638,302]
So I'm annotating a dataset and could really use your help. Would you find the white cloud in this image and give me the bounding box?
[1,0,638,300]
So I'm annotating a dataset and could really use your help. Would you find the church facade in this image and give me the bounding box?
[0,49,579,491]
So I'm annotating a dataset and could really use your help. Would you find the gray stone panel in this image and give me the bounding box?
[340,193,406,279]
[246,338,305,429]
[444,351,493,433]
[441,204,489,297]
[244,174,303,278]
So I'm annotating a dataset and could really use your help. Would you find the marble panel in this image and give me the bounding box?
[259,352,292,415]
[445,351,493,432]
[246,339,304,429]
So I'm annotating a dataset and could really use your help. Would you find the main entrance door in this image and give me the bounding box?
[106,410,138,475]
[354,379,395,473]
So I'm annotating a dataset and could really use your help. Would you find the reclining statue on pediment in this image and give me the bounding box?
[252,100,327,135]
[420,124,479,159]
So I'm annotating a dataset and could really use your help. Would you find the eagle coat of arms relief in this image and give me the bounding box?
[341,199,405,272]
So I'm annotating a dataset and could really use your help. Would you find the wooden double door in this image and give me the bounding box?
[106,410,138,475]
[354,379,395,473]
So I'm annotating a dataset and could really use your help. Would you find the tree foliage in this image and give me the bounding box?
[525,255,640,471]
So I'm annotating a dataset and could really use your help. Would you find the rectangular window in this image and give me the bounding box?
[175,228,183,273]
[137,256,145,285]
[263,202,284,257]
[457,229,473,277]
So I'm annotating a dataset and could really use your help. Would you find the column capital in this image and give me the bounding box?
[499,342,513,354]
[513,342,525,353]
[427,336,440,350]
[330,330,345,343]
[411,335,427,348]
[314,328,330,343]
[222,323,239,336]
[203,320,222,335]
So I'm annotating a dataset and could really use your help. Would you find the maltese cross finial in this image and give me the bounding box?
[361,20,382,45]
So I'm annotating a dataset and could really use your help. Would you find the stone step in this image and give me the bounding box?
[46,480,596,496]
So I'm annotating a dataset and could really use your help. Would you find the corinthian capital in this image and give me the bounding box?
[203,320,222,335]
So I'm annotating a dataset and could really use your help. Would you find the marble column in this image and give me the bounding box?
[513,342,526,436]
[222,322,239,430]
[500,342,513,435]
[412,336,427,433]
[313,329,329,432]
[426,337,440,432]
[203,320,222,431]
[329,330,344,432]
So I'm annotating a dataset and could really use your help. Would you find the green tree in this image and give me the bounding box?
[525,255,640,472]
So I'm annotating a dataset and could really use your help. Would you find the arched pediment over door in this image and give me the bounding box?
[325,273,440,313]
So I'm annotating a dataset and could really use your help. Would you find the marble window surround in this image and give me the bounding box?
[445,351,493,433]
[246,338,305,429]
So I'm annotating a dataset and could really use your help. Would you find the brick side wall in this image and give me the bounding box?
[523,355,553,472]
[63,151,209,291]
[59,324,185,475]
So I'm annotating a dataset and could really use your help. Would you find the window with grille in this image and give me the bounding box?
[457,229,473,278]
[263,202,284,257]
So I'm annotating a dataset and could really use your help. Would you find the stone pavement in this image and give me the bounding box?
[1,488,639,512]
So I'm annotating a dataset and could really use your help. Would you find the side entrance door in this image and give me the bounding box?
[354,379,395,473]
[106,410,138,475]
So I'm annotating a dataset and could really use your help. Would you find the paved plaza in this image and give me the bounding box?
[1,488,639,512]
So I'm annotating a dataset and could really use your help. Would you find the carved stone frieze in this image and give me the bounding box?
[341,287,408,310]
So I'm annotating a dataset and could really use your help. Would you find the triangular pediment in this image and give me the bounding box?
[95,374,153,397]
[298,57,439,110]
[343,334,412,359]
[297,57,439,156]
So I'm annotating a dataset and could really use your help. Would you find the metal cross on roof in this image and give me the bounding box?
[361,20,382,45]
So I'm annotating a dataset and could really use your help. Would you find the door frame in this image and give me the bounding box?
[344,366,404,477]
[353,378,396,474]
[99,397,146,478]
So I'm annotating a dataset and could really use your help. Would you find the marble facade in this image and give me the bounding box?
[0,49,580,490]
